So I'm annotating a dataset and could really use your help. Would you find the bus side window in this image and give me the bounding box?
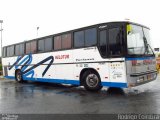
[3,47,6,57]
[100,30,107,57]
[25,41,37,54]
[62,33,71,49]
[25,42,30,54]
[6,46,14,57]
[10,46,14,56]
[108,27,122,56]
[30,41,37,53]
[74,31,84,48]
[20,43,25,55]
[15,44,20,56]
[85,28,97,47]
[38,39,45,52]
[15,43,25,56]
[7,47,10,57]
[54,36,62,50]
[44,37,53,51]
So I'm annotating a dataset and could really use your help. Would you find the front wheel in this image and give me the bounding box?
[15,70,23,83]
[82,70,102,91]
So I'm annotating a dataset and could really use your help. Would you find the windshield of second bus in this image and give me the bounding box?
[127,24,154,56]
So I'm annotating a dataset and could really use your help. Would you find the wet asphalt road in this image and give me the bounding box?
[0,75,160,114]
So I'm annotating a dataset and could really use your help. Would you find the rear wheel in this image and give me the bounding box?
[82,70,102,91]
[15,70,23,83]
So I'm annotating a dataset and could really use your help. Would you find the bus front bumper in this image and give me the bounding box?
[127,70,157,88]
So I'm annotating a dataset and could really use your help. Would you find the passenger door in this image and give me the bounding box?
[99,24,124,58]
[98,24,127,86]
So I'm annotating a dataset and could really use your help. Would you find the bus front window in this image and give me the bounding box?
[127,24,153,56]
[143,28,153,55]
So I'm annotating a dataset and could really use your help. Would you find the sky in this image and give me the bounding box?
[0,0,160,56]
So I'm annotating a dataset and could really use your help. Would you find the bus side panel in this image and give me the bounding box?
[2,47,127,88]
[107,62,127,88]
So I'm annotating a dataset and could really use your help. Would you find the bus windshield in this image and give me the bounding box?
[127,24,154,56]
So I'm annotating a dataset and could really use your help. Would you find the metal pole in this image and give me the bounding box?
[0,20,3,76]
[37,27,39,37]
[1,21,3,57]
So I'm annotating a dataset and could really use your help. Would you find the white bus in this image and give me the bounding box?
[2,21,157,91]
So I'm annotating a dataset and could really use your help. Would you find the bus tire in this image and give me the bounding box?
[82,70,102,91]
[15,70,23,83]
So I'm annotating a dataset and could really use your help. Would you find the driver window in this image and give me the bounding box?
[108,27,122,56]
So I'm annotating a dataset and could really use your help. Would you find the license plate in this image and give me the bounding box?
[147,74,151,80]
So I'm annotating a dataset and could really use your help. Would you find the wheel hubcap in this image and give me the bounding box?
[86,74,99,88]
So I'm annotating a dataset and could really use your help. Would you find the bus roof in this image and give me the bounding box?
[3,21,149,48]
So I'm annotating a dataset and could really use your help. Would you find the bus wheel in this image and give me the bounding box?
[82,70,102,91]
[15,70,23,83]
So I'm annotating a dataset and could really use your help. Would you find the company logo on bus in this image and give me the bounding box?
[55,54,69,59]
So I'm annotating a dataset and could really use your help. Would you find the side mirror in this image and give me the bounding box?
[127,24,132,34]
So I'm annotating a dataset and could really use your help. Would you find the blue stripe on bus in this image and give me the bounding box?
[4,76,127,88]
[23,77,80,85]
[125,57,155,61]
[101,82,127,88]
[4,76,15,79]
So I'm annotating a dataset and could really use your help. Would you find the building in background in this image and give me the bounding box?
[154,48,160,71]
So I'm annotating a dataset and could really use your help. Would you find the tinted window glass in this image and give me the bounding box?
[6,46,14,56]
[38,39,44,52]
[54,36,61,50]
[7,47,10,57]
[19,43,25,55]
[109,28,122,55]
[10,46,14,56]
[45,37,52,51]
[62,34,71,49]
[74,31,84,47]
[100,30,107,56]
[3,47,6,57]
[127,25,147,55]
[25,42,30,54]
[85,28,97,46]
[15,43,24,56]
[30,41,37,53]
[15,44,20,55]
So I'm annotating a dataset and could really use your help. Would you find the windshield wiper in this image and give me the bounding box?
[143,37,154,55]
[146,43,155,56]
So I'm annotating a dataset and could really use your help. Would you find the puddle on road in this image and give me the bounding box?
[1,79,160,114]
[0,80,158,99]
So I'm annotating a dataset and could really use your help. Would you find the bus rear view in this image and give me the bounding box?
[126,23,157,87]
